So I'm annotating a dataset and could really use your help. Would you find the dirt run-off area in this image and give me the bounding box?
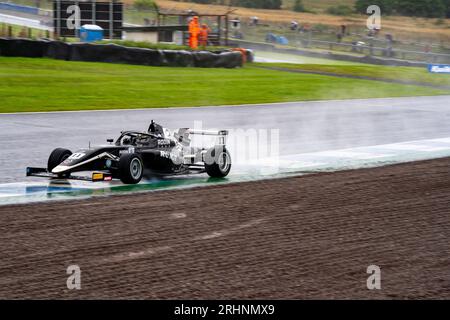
[0,158,449,299]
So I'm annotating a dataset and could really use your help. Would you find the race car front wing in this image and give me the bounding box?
[26,167,113,182]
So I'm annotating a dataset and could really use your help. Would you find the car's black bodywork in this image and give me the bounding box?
[27,121,231,184]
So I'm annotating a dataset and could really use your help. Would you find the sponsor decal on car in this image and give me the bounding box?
[92,173,104,181]
[160,151,171,158]
[63,152,85,164]
[157,139,172,147]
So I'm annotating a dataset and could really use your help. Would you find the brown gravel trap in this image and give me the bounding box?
[0,157,449,299]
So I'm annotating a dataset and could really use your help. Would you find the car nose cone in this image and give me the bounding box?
[52,165,69,174]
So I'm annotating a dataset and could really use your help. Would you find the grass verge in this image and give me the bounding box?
[0,57,448,113]
[254,62,450,87]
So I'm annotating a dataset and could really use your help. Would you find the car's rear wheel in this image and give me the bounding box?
[118,153,143,184]
[47,148,72,173]
[204,147,231,178]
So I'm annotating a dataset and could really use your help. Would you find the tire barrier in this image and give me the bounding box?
[0,38,246,68]
[0,38,50,58]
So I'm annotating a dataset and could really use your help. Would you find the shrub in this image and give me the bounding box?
[435,18,446,25]
[134,0,156,10]
[355,0,449,18]
[293,0,306,12]
[312,23,329,32]
[354,0,396,15]
[395,0,446,18]
[230,0,282,9]
[326,5,354,16]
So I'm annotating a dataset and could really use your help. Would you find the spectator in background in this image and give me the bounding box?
[385,34,393,43]
[199,24,211,47]
[290,21,298,31]
[187,10,199,16]
[303,23,310,32]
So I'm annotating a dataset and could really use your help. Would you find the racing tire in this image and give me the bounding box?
[118,153,143,184]
[47,148,72,173]
[204,147,231,178]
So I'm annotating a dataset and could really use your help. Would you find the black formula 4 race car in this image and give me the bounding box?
[27,121,232,184]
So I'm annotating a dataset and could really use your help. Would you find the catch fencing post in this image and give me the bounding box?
[75,1,79,38]
[109,0,113,40]
[92,0,96,25]
[225,14,228,46]
[56,0,61,39]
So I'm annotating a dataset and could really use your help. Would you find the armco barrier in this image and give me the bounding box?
[231,39,431,67]
[0,38,244,68]
[0,2,39,15]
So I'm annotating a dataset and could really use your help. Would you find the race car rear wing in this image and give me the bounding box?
[186,129,229,136]
[26,167,113,182]
[176,129,228,146]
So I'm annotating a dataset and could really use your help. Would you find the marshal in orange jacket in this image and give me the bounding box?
[199,24,211,47]
[188,16,200,49]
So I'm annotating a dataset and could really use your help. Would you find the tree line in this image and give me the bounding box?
[175,0,450,18]
[355,0,450,18]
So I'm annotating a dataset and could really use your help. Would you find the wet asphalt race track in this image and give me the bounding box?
[1,96,450,184]
[1,97,450,299]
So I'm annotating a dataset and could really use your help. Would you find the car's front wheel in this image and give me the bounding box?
[47,148,72,173]
[118,153,143,184]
